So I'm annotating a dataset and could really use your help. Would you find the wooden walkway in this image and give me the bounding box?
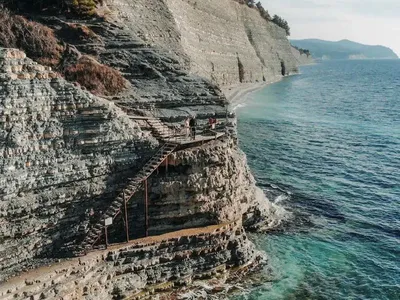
[165,132,225,145]
[77,142,177,254]
[77,116,226,254]
[129,115,226,146]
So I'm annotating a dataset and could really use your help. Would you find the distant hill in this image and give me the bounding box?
[290,39,398,60]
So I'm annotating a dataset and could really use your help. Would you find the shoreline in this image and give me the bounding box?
[222,69,310,107]
[221,76,282,107]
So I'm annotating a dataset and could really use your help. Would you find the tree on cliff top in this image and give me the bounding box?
[232,0,272,22]
[272,14,290,36]
[293,45,311,57]
[256,1,271,21]
[247,0,256,8]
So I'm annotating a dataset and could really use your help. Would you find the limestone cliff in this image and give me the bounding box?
[105,0,300,87]
[0,0,298,297]
[164,0,299,85]
[291,47,315,65]
[0,48,156,279]
[1,222,262,300]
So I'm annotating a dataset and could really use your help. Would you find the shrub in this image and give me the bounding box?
[231,1,271,22]
[293,46,311,57]
[71,0,97,15]
[272,15,290,36]
[0,8,63,66]
[247,0,256,8]
[256,1,271,21]
[65,56,126,96]
[58,23,101,44]
[0,0,99,16]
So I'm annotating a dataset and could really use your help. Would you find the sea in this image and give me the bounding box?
[234,60,400,300]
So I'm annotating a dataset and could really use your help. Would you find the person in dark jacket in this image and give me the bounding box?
[189,116,197,140]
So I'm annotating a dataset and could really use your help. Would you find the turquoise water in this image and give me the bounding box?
[236,60,400,300]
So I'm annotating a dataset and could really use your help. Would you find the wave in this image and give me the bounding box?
[233,102,247,111]
[248,187,293,232]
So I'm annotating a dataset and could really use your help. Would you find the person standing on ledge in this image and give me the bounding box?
[189,116,197,140]
[184,117,190,138]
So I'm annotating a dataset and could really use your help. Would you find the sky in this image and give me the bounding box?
[260,0,400,56]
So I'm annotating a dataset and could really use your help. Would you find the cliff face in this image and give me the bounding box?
[0,0,296,296]
[291,47,315,65]
[124,139,277,238]
[105,0,299,89]
[0,48,156,279]
[165,0,299,85]
[1,221,262,300]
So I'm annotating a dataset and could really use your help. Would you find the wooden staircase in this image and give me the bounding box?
[78,142,177,253]
[147,118,177,141]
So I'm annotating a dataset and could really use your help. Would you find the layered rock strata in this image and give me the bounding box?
[0,48,156,279]
[0,221,263,300]
[0,48,268,286]
[291,47,315,65]
[58,0,301,119]
[0,0,300,294]
[164,0,299,85]
[102,0,299,89]
[110,138,274,243]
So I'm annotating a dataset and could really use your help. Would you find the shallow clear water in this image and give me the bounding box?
[235,60,400,300]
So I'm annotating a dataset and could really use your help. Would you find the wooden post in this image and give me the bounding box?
[105,226,108,248]
[123,190,129,243]
[165,155,168,174]
[144,179,149,237]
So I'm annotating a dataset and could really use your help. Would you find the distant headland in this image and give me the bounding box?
[291,39,399,60]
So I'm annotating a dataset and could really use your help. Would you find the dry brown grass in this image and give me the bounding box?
[58,23,101,44]
[1,0,99,16]
[0,9,63,66]
[69,23,100,40]
[0,8,125,96]
[65,55,126,96]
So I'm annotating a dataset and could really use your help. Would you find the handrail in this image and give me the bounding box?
[77,142,177,254]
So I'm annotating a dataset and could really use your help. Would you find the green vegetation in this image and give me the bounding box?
[272,15,290,36]
[233,0,271,21]
[256,1,271,21]
[71,0,97,15]
[231,1,290,35]
[292,45,311,57]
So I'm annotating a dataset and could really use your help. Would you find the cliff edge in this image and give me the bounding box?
[164,0,299,85]
[0,0,296,298]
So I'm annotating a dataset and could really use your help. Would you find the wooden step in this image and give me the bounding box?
[78,142,179,252]
[109,207,119,214]
[111,200,121,206]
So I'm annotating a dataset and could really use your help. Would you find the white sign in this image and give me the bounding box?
[105,217,113,226]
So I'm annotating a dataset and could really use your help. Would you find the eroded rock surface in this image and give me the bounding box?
[291,47,315,65]
[0,48,156,279]
[0,0,299,296]
[165,0,299,84]
[0,222,264,300]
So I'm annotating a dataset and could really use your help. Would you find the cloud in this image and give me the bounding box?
[260,0,400,55]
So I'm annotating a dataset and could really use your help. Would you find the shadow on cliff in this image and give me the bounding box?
[39,140,158,259]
